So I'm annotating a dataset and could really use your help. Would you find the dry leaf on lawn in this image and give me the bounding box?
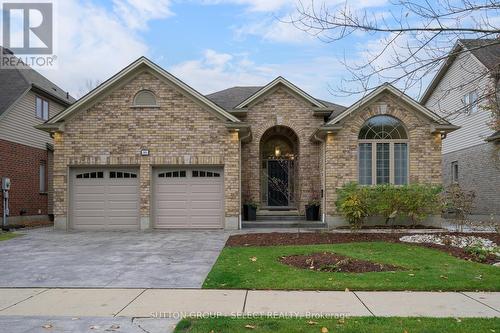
[321,327,329,333]
[245,324,256,329]
[307,320,318,325]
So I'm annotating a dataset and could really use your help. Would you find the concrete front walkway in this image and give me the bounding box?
[0,288,498,318]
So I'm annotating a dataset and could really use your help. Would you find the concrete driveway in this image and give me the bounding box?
[0,228,229,288]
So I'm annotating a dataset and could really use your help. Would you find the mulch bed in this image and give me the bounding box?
[335,225,441,230]
[226,232,500,265]
[280,252,402,273]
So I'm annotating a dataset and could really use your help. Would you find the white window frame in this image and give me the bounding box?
[39,163,47,193]
[358,139,409,185]
[463,90,478,114]
[35,96,49,120]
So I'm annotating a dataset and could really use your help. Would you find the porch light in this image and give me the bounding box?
[274,145,281,158]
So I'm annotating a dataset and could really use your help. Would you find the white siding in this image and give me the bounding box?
[0,91,66,150]
[425,52,495,154]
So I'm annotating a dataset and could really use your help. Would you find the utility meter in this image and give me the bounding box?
[2,177,11,191]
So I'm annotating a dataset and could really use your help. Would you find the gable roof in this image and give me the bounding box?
[233,77,327,109]
[420,39,500,104]
[206,86,262,110]
[205,85,346,114]
[0,47,74,117]
[327,83,451,126]
[45,57,241,127]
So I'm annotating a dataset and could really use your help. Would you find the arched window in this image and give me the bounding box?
[358,115,409,185]
[133,90,157,107]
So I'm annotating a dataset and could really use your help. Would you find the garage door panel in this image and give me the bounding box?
[157,184,188,193]
[74,185,106,194]
[71,168,139,230]
[190,201,223,209]
[156,201,189,209]
[190,184,221,193]
[154,168,224,229]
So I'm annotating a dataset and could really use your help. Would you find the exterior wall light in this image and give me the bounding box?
[274,146,281,158]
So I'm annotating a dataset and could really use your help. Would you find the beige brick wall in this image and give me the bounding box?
[324,92,443,217]
[53,71,240,229]
[239,86,324,213]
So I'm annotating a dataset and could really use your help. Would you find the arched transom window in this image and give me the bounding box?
[133,90,157,107]
[358,115,409,185]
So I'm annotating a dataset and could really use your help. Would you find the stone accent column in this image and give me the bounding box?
[139,163,151,230]
[224,130,241,229]
[53,132,68,230]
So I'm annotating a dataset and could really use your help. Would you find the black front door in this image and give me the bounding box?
[267,160,289,206]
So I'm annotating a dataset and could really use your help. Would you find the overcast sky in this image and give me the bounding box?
[3,0,428,106]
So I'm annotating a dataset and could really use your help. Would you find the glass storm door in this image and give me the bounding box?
[267,160,289,206]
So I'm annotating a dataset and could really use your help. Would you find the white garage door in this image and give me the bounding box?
[70,168,139,230]
[154,167,224,229]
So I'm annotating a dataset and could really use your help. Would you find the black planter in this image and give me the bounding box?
[305,205,320,221]
[243,204,257,221]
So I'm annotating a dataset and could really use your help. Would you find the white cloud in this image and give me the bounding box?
[202,0,290,12]
[35,0,174,98]
[112,0,173,30]
[169,49,352,105]
[235,18,314,44]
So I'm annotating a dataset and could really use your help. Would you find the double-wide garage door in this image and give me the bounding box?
[69,167,224,230]
[70,168,140,230]
[153,167,224,229]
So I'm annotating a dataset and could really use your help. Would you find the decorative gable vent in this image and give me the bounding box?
[133,90,157,107]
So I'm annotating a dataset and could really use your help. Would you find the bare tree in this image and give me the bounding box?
[77,79,102,98]
[288,0,500,117]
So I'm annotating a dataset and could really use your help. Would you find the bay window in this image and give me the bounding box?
[358,115,409,185]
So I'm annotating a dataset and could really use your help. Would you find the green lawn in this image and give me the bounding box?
[0,232,19,242]
[203,242,500,291]
[175,317,500,333]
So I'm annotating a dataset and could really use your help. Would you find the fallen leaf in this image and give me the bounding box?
[307,320,318,325]
[455,318,462,323]
[42,324,53,329]
[345,288,350,292]
[321,327,329,333]
[408,273,415,277]
[250,257,257,262]
[245,324,256,329]
[337,318,345,324]
[440,275,448,279]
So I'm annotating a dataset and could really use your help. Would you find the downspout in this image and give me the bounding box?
[238,130,252,230]
[313,131,327,224]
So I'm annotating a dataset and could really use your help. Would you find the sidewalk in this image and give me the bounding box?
[0,288,499,318]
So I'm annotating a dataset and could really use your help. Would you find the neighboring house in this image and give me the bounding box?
[421,39,500,216]
[0,47,74,224]
[37,57,456,231]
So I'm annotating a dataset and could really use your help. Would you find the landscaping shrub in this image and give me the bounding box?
[336,183,442,227]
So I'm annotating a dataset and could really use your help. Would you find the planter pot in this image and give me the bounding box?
[305,205,320,221]
[243,204,257,221]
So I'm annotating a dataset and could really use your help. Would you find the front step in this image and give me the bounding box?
[242,221,327,229]
[256,209,304,221]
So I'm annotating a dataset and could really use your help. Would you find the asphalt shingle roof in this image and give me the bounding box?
[460,39,500,72]
[205,86,346,114]
[0,47,75,116]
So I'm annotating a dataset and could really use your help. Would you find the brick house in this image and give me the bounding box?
[0,48,74,225]
[421,39,500,217]
[37,57,457,230]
